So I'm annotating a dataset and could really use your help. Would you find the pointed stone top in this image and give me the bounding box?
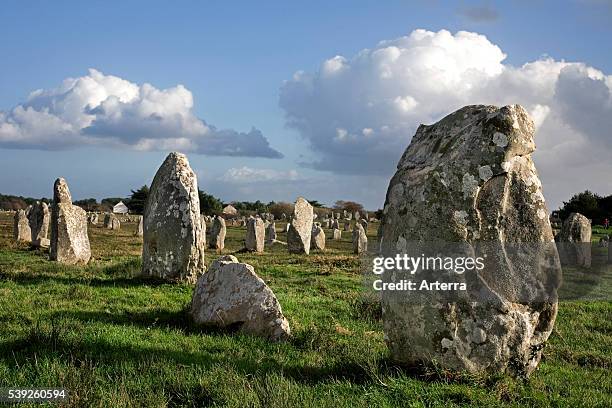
[53,178,72,204]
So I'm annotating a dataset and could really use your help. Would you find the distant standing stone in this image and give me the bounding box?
[332,228,342,240]
[352,223,367,254]
[13,209,31,242]
[135,215,143,237]
[49,178,91,264]
[142,152,205,283]
[28,201,50,247]
[557,212,592,267]
[245,217,265,252]
[200,215,206,248]
[343,221,350,231]
[266,222,277,244]
[190,255,291,341]
[311,224,326,251]
[209,215,226,251]
[287,197,314,254]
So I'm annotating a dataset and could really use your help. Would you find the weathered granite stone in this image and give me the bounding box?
[343,221,351,231]
[245,217,265,252]
[311,224,325,251]
[135,215,143,237]
[266,222,277,244]
[557,212,592,267]
[209,215,226,251]
[379,104,561,377]
[49,178,91,264]
[14,209,31,242]
[360,219,368,231]
[28,201,50,247]
[200,215,206,248]
[142,153,205,283]
[332,228,341,240]
[89,213,98,225]
[287,197,313,254]
[352,223,367,254]
[190,255,291,341]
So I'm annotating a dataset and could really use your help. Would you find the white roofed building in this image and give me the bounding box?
[113,201,129,214]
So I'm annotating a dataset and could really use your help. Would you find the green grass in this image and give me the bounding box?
[0,214,610,407]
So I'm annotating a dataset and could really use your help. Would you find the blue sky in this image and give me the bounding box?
[1,1,611,210]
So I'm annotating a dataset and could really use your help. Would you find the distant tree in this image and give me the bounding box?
[231,200,268,214]
[268,202,294,219]
[308,199,324,208]
[374,208,384,220]
[199,190,223,215]
[333,200,365,214]
[73,198,99,212]
[101,197,124,212]
[0,194,50,210]
[558,190,602,222]
[128,185,149,215]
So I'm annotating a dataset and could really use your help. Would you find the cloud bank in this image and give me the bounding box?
[0,69,282,158]
[279,28,612,205]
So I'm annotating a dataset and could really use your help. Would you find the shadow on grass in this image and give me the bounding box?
[0,320,401,387]
[0,259,172,288]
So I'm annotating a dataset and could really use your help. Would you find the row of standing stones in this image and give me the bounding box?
[10,104,611,377]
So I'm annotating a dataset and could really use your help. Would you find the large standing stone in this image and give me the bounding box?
[49,178,91,264]
[209,215,226,251]
[190,255,291,341]
[266,222,277,244]
[13,209,31,242]
[379,105,561,377]
[557,212,592,267]
[142,152,205,283]
[287,197,314,254]
[245,217,265,252]
[352,223,367,254]
[311,224,326,251]
[28,201,50,247]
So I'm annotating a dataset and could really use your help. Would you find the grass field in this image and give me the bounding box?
[0,213,610,407]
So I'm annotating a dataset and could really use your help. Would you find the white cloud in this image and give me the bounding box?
[0,69,282,158]
[279,28,612,207]
[221,166,300,183]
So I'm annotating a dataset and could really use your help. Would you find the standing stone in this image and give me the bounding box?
[142,152,205,283]
[379,104,560,377]
[557,212,592,267]
[352,223,367,254]
[360,219,369,231]
[266,222,277,244]
[285,222,290,233]
[311,224,326,251]
[354,211,360,221]
[104,213,120,230]
[135,215,143,237]
[332,228,342,240]
[28,201,50,247]
[190,255,291,341]
[245,217,265,252]
[89,213,98,225]
[200,215,206,248]
[49,178,91,264]
[13,209,31,242]
[343,221,351,231]
[209,215,226,251]
[331,219,339,230]
[287,197,314,254]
